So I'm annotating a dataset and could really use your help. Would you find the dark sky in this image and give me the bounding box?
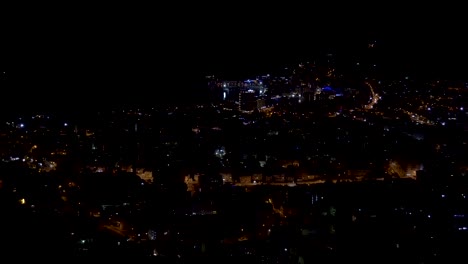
[1,5,468,113]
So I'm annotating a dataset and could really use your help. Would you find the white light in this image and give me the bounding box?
[64,123,68,126]
[19,123,24,128]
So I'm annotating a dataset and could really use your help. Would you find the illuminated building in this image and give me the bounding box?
[212,79,267,103]
[239,90,257,111]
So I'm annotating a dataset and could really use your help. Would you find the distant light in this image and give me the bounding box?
[64,123,68,126]
[19,123,24,128]
[461,107,464,111]
[19,198,26,204]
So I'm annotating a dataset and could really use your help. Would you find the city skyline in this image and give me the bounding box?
[2,7,468,112]
[3,6,468,260]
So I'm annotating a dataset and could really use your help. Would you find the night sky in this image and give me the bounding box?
[1,5,468,113]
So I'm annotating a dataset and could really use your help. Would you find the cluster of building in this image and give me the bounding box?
[1,41,468,260]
